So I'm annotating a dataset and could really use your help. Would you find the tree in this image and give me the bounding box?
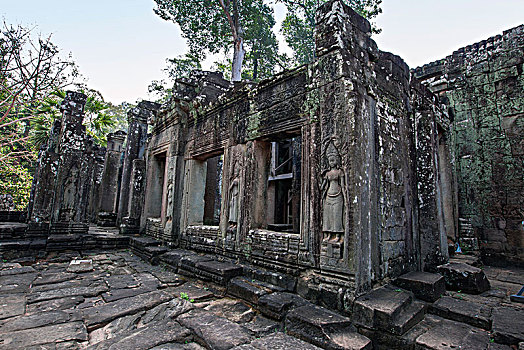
[1,22,78,163]
[30,88,122,148]
[153,0,280,81]
[0,22,121,210]
[148,53,202,102]
[280,0,382,66]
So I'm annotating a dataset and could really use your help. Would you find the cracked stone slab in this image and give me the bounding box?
[204,298,255,323]
[178,309,253,350]
[0,272,37,293]
[0,266,36,276]
[151,270,186,285]
[173,283,214,302]
[86,321,191,350]
[82,289,175,330]
[286,304,371,350]
[0,321,87,349]
[0,294,26,320]
[0,310,82,333]
[234,332,322,350]
[492,306,524,345]
[101,286,154,303]
[27,284,108,303]
[149,342,205,350]
[415,316,490,350]
[32,272,76,286]
[227,277,272,305]
[429,296,492,329]
[26,295,85,314]
[104,274,140,289]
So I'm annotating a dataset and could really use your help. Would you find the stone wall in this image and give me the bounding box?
[415,25,524,266]
[142,0,450,298]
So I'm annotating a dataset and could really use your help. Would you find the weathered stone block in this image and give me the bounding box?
[437,262,491,294]
[492,306,524,345]
[227,277,272,305]
[178,309,253,350]
[415,316,491,350]
[195,260,243,285]
[352,286,412,331]
[429,296,492,330]
[394,271,446,302]
[285,304,371,350]
[258,292,309,320]
[242,332,321,350]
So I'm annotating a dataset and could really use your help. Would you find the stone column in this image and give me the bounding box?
[26,120,62,236]
[117,101,159,231]
[87,145,106,223]
[120,159,146,234]
[49,91,90,235]
[97,131,126,226]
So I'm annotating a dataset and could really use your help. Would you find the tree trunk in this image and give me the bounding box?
[231,37,245,81]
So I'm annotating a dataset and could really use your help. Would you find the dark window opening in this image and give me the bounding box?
[150,152,166,218]
[266,137,301,233]
[203,154,223,225]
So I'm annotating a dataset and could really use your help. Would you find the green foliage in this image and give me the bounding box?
[0,157,33,210]
[148,53,202,102]
[153,0,281,82]
[179,292,194,303]
[0,22,125,209]
[279,0,382,65]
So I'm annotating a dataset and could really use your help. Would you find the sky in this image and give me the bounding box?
[1,0,523,104]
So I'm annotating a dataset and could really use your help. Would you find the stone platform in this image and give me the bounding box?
[0,230,523,349]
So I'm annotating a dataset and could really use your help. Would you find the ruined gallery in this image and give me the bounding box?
[0,1,523,349]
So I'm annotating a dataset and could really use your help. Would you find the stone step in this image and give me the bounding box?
[390,300,426,335]
[258,291,310,320]
[158,249,194,270]
[234,332,322,349]
[195,260,244,285]
[429,296,492,330]
[177,308,253,350]
[129,236,163,248]
[243,265,297,292]
[227,277,281,305]
[393,271,446,302]
[414,315,491,350]
[437,262,490,294]
[178,254,214,277]
[285,303,372,350]
[0,223,27,239]
[352,285,414,332]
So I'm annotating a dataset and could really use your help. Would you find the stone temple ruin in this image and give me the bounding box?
[1,1,523,349]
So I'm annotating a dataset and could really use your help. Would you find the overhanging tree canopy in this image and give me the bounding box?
[154,0,281,82]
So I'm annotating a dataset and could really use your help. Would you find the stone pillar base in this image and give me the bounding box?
[97,212,117,227]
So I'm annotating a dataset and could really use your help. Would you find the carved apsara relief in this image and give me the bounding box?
[320,137,347,264]
[228,161,240,224]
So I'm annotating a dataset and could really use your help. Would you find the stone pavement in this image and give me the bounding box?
[0,250,328,349]
[0,247,523,349]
